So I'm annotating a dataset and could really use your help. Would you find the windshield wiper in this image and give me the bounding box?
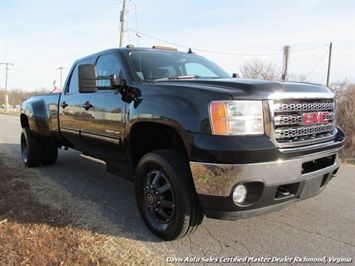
[154,75,200,81]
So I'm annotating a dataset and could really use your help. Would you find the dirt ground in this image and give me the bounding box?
[0,150,170,265]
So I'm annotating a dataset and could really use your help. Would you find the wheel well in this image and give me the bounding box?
[20,114,29,128]
[129,122,188,167]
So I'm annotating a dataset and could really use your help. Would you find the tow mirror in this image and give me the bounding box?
[79,64,124,93]
[79,64,98,93]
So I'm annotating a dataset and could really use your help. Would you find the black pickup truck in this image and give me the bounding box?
[20,46,345,240]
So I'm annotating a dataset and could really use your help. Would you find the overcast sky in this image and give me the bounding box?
[1,0,354,91]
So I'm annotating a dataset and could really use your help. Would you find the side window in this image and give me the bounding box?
[185,63,218,77]
[96,54,122,87]
[67,65,79,94]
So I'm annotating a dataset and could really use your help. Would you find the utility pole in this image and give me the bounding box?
[57,67,64,90]
[119,0,127,47]
[326,42,332,87]
[1,62,14,112]
[281,46,290,82]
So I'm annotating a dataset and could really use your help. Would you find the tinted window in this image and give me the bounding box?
[185,63,218,77]
[96,54,122,87]
[67,64,79,94]
[128,51,229,81]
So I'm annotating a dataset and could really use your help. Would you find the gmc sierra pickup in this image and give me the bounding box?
[20,46,345,240]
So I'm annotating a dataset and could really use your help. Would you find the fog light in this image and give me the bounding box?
[233,184,247,204]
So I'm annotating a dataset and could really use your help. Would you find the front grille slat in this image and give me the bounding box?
[272,99,337,146]
[274,102,335,112]
[274,112,335,126]
[275,123,335,139]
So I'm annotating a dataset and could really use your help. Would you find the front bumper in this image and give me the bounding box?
[190,147,342,220]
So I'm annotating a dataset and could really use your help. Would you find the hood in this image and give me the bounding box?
[154,78,334,100]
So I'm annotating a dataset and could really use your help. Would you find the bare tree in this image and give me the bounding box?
[240,59,281,81]
[0,88,51,106]
[330,79,355,159]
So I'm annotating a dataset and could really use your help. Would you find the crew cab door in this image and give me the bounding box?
[79,53,127,163]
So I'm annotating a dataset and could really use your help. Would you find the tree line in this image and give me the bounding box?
[0,88,51,106]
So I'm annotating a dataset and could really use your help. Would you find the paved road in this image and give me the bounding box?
[1,114,354,265]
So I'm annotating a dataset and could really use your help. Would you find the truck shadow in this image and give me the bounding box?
[1,143,163,243]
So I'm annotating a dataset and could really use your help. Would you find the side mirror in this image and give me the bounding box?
[110,72,124,88]
[78,64,98,93]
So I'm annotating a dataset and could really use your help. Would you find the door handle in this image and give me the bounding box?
[60,101,68,108]
[82,101,93,111]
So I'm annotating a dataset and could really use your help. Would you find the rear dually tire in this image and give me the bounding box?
[21,127,42,167]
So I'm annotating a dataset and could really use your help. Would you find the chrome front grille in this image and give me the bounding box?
[274,102,335,112]
[271,99,337,147]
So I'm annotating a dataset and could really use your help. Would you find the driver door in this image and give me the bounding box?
[79,53,127,163]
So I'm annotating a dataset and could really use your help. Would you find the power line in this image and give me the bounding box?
[305,50,329,79]
[127,27,281,56]
[127,27,328,57]
[291,44,328,53]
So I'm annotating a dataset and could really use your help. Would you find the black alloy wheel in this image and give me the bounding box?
[135,149,204,240]
[143,170,176,224]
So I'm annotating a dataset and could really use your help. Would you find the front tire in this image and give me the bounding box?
[135,150,203,240]
[21,127,41,167]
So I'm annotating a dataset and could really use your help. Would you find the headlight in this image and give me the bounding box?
[209,100,264,135]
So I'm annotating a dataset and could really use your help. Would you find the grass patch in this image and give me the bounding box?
[0,151,169,265]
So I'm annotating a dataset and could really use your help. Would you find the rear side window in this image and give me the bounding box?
[67,65,79,94]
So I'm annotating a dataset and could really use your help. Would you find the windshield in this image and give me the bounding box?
[128,50,230,82]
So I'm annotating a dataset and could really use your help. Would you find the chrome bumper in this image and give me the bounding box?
[190,148,342,197]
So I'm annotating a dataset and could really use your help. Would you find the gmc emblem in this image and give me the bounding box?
[303,112,329,125]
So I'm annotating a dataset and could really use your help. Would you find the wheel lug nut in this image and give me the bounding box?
[155,208,159,211]
[155,192,159,195]
[157,201,161,205]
